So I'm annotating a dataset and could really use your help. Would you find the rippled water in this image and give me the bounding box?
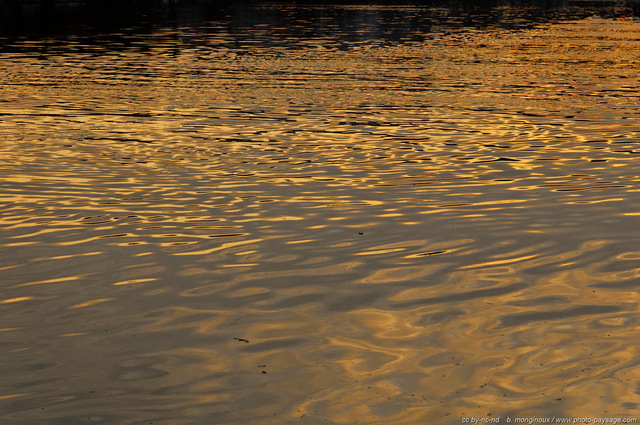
[1,3,640,424]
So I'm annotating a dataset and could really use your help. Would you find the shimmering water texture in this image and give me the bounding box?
[1,6,640,424]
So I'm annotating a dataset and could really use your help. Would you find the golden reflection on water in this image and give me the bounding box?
[1,8,640,425]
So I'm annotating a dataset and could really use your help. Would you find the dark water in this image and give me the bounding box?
[1,3,640,424]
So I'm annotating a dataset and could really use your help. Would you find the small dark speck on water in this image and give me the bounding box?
[234,338,250,343]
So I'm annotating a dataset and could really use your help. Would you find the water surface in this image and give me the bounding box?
[1,4,640,424]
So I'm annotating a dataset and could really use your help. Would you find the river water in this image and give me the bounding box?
[1,3,640,424]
